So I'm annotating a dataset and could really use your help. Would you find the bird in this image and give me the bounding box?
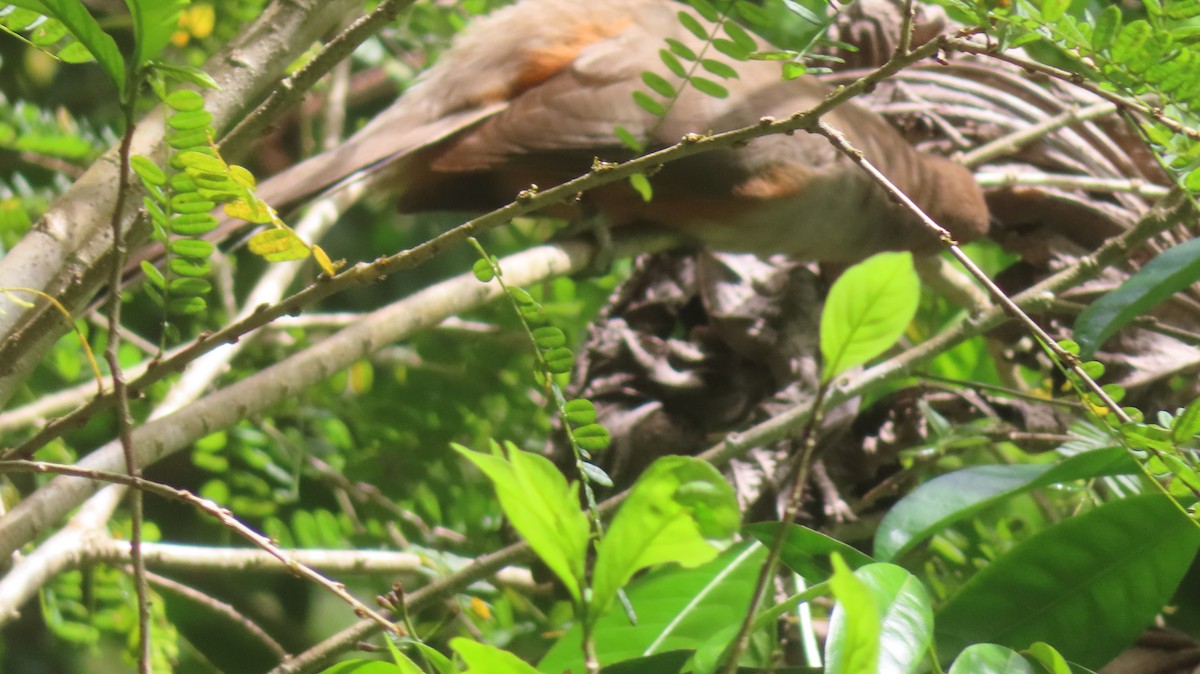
[250,0,989,264]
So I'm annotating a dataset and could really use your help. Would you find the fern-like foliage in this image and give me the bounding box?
[133,88,337,342]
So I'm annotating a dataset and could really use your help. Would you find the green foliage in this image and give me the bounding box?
[590,456,739,622]
[826,561,933,674]
[820,251,921,381]
[874,447,1136,561]
[936,494,1200,668]
[41,566,180,671]
[1075,236,1200,356]
[134,89,221,330]
[1,0,124,89]
[745,522,873,581]
[11,1,1200,673]
[456,441,590,603]
[946,644,1037,673]
[539,543,766,673]
[453,638,542,673]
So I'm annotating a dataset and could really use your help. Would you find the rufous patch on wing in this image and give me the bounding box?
[510,18,633,95]
[734,163,810,200]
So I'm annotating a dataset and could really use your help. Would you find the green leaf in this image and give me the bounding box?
[947,644,1034,674]
[735,1,770,26]
[642,71,676,98]
[857,564,933,674]
[689,76,728,98]
[1111,20,1151,64]
[562,398,596,425]
[168,256,211,278]
[688,0,719,21]
[1075,237,1200,357]
[825,555,880,674]
[579,462,613,487]
[40,0,125,91]
[711,38,751,61]
[936,494,1200,668]
[455,443,589,603]
[659,49,687,77]
[167,238,214,259]
[665,38,697,61]
[676,10,709,41]
[614,125,644,153]
[167,295,208,315]
[721,20,756,56]
[168,109,214,131]
[130,155,166,186]
[591,456,739,622]
[1173,397,1200,443]
[874,447,1136,561]
[318,660,405,673]
[746,522,874,581]
[167,277,211,296]
[632,91,666,116]
[1025,642,1072,674]
[782,61,807,79]
[453,639,540,674]
[472,258,495,282]
[538,543,765,673]
[1092,5,1122,50]
[629,173,653,201]
[169,213,218,236]
[139,260,166,289]
[542,347,574,374]
[383,638,425,674]
[699,58,738,79]
[165,89,205,112]
[177,149,227,174]
[406,642,456,674]
[573,423,611,451]
[820,251,919,381]
[125,0,186,66]
[1041,0,1070,22]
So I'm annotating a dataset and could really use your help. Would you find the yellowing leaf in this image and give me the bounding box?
[248,229,309,262]
[312,244,340,276]
[224,198,273,224]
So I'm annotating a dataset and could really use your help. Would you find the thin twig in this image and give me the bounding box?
[0,460,403,636]
[813,119,1133,423]
[961,101,1118,167]
[106,86,152,674]
[220,0,417,156]
[137,568,289,659]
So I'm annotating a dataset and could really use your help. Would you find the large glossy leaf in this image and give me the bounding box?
[826,563,932,674]
[454,639,540,674]
[1075,236,1200,357]
[946,644,1034,674]
[40,0,126,91]
[455,443,589,603]
[125,0,187,66]
[591,456,740,621]
[936,494,1200,668]
[820,251,919,381]
[824,556,880,674]
[745,522,873,581]
[874,446,1136,561]
[538,542,764,673]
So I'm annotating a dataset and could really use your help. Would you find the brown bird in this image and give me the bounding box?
[252,0,988,263]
